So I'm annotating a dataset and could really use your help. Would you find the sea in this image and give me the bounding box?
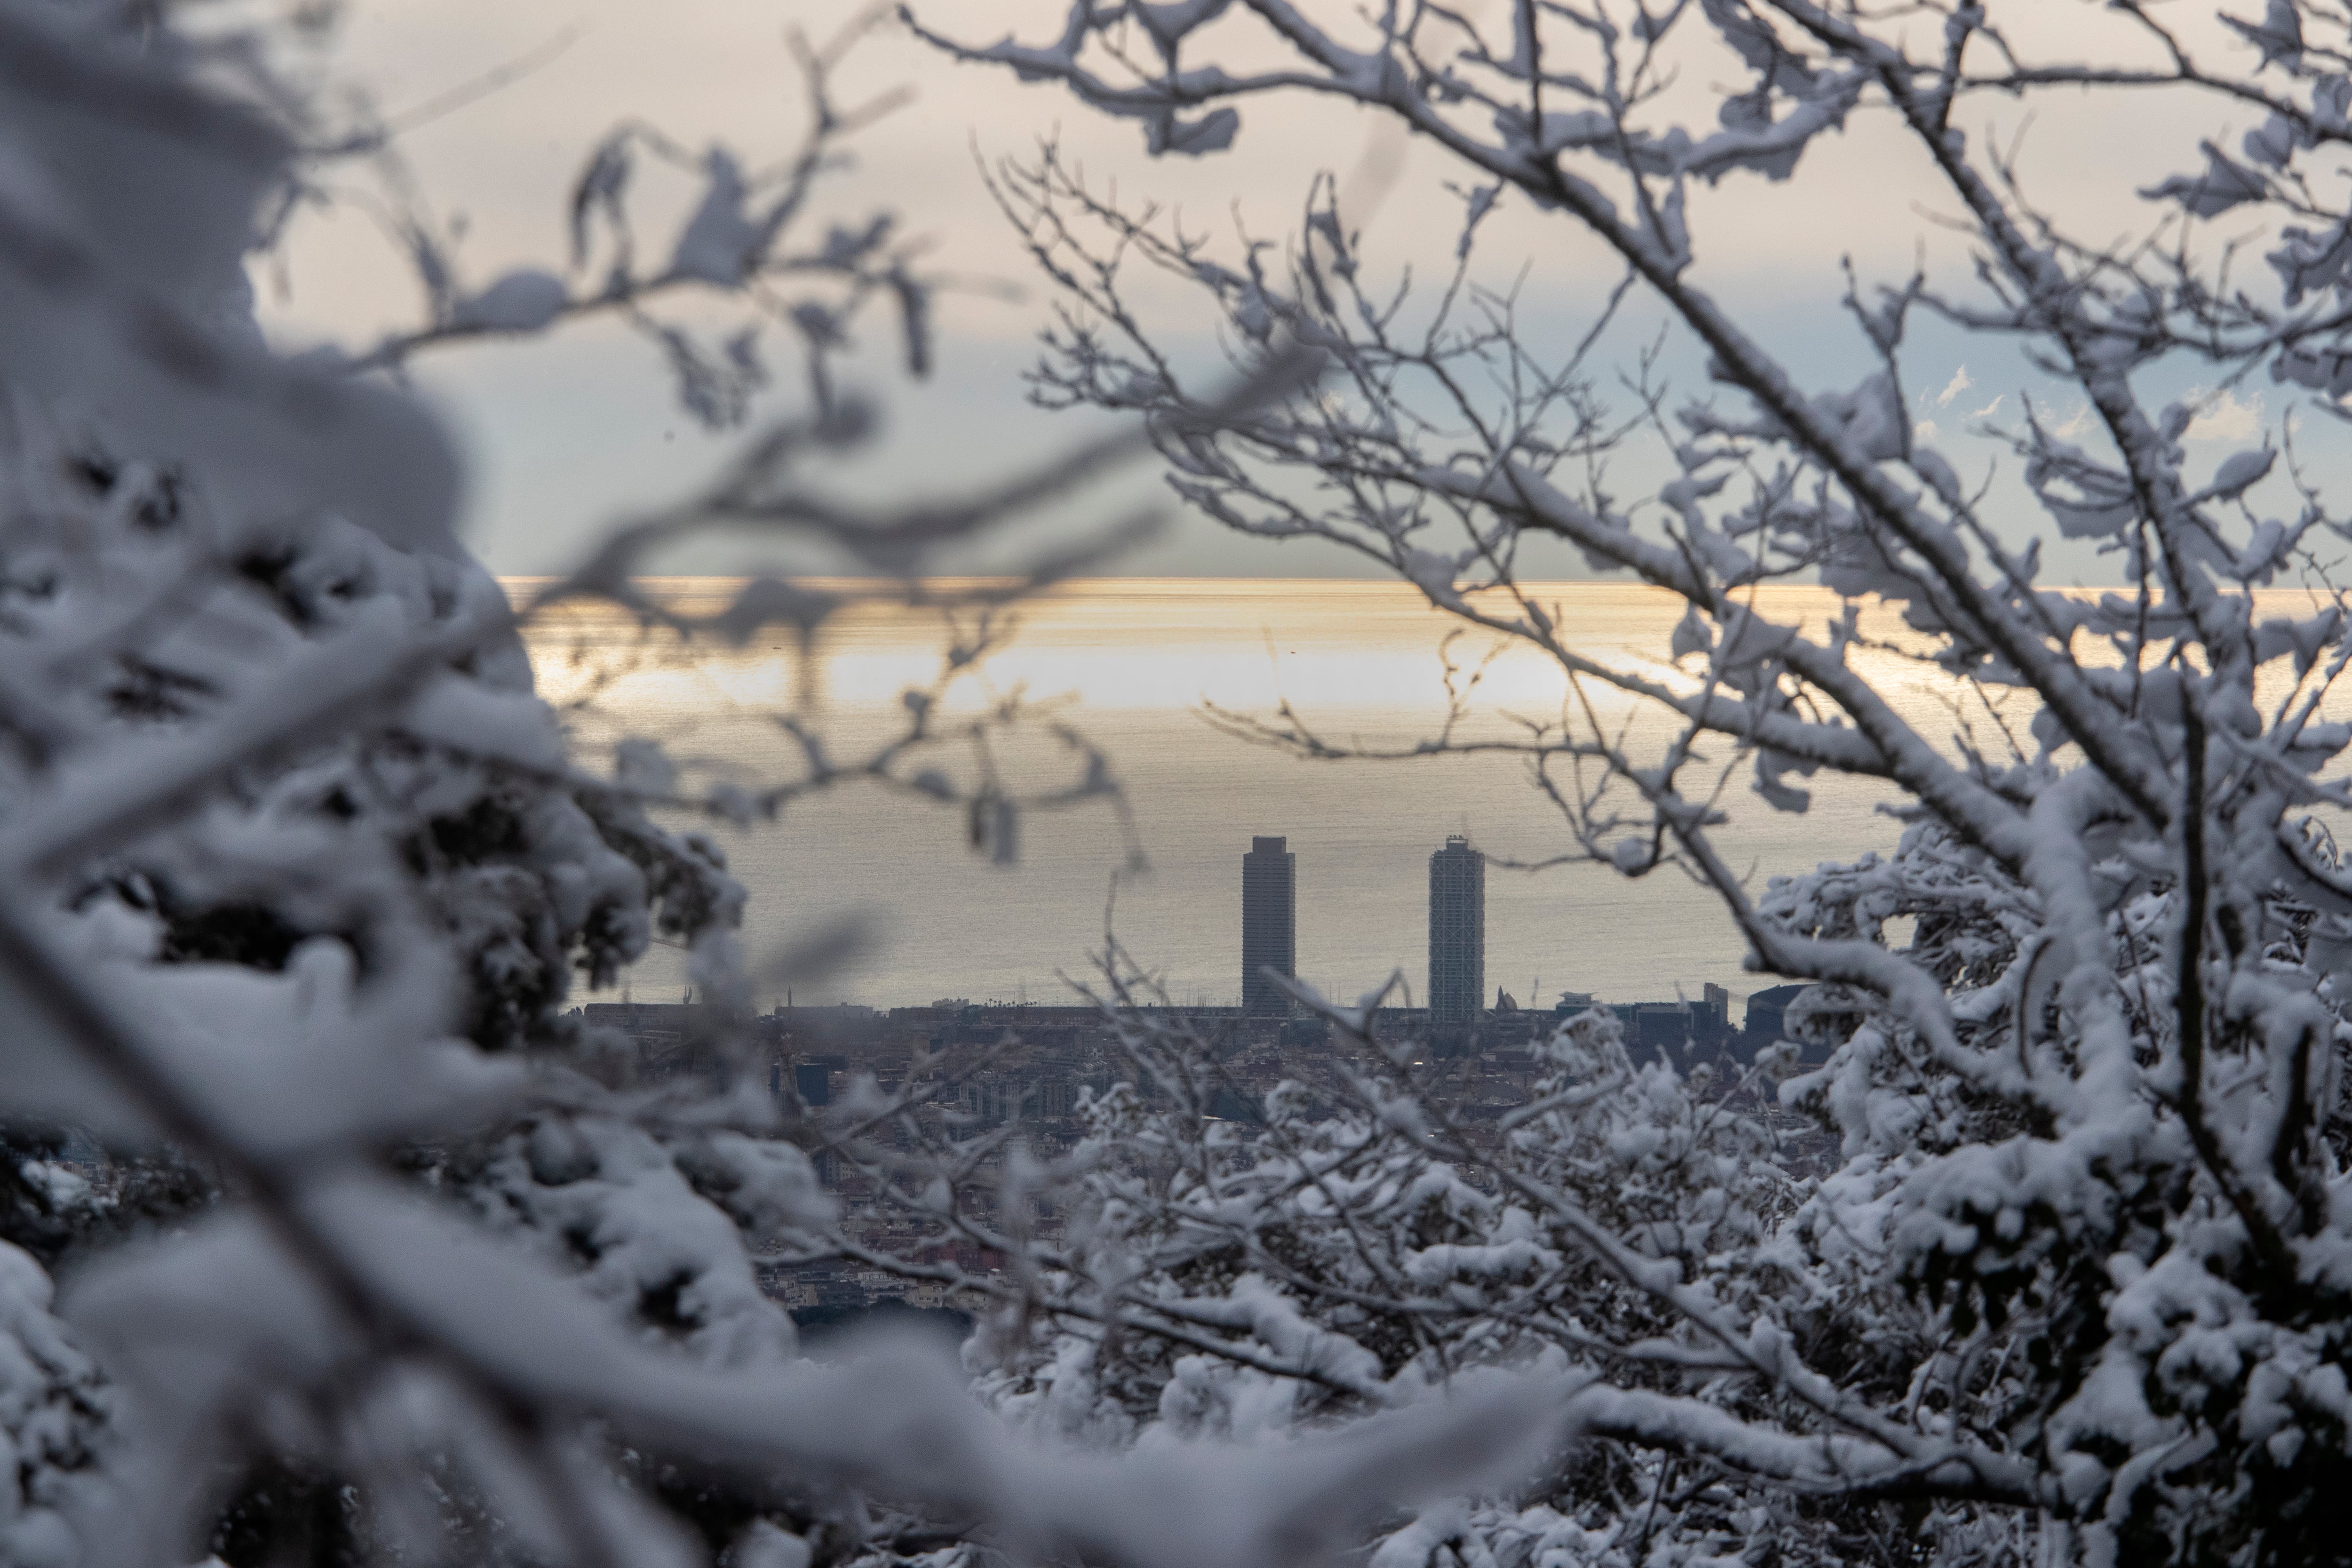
[501,577,2233,1017]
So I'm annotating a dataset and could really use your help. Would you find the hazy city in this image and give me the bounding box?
[4,5,2352,1568]
[587,828,1807,1321]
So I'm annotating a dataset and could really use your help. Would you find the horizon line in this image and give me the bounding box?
[494,573,2300,597]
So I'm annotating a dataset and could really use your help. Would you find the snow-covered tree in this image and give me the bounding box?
[881,1,2352,1562]
[0,5,1533,1568]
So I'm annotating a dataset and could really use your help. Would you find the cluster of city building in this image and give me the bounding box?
[1244,831,1789,1052]
[581,981,1808,1318]
[1243,832,1493,1031]
[572,832,1819,1319]
[584,830,1822,1160]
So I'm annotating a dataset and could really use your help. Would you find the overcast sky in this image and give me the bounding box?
[261,1,2296,583]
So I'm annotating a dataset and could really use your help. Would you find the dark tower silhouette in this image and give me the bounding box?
[1242,836,1297,1015]
[1428,835,1485,1032]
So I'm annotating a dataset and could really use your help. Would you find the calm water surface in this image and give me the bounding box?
[509,579,2327,1015]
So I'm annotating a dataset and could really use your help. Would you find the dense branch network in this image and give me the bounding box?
[0,7,1498,1568]
[881,1,2352,1561]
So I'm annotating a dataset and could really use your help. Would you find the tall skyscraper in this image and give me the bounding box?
[1428,835,1485,1029]
[1242,835,1297,1016]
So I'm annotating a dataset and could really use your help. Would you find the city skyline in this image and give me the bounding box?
[1236,830,1491,1026]
[539,581,1909,1015]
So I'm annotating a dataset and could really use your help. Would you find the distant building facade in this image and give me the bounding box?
[1739,981,1848,1062]
[1428,835,1485,1029]
[793,1060,838,1107]
[1741,984,1803,1047]
[1622,985,1732,1062]
[1550,984,1740,1065]
[1242,835,1298,1016]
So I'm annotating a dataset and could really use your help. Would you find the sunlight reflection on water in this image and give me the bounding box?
[512,578,2346,1015]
